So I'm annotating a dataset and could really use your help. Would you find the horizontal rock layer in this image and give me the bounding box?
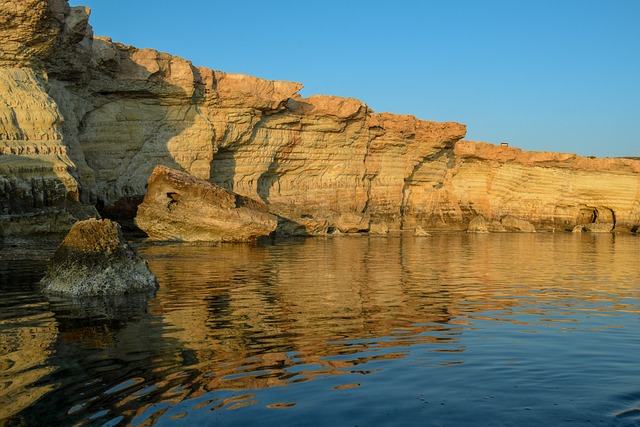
[404,141,640,232]
[1,0,639,237]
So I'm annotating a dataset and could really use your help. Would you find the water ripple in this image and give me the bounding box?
[1,234,639,426]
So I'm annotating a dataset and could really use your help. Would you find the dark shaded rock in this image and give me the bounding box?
[40,218,157,295]
[97,195,145,231]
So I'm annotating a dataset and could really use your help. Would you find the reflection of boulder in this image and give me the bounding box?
[135,166,278,242]
[46,291,156,323]
[0,302,57,423]
[40,219,158,296]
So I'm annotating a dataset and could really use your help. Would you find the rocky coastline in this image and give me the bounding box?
[1,0,639,242]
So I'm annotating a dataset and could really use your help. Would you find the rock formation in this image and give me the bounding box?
[40,218,157,295]
[1,0,639,238]
[135,165,277,242]
[430,141,640,232]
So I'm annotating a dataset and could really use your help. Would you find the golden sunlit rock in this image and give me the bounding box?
[135,166,277,242]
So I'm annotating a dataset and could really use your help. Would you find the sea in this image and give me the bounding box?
[1,233,639,426]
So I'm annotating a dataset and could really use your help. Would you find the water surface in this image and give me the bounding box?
[1,233,640,426]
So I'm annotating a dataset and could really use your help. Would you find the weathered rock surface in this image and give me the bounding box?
[0,67,98,236]
[40,218,157,295]
[135,165,277,242]
[418,141,640,232]
[573,222,615,233]
[467,215,489,233]
[500,215,536,233]
[1,0,640,237]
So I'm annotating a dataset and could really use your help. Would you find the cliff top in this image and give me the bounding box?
[458,140,640,173]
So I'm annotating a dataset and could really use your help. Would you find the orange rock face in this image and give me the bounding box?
[1,0,639,237]
[402,141,640,232]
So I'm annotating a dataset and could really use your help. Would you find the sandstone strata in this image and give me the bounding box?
[421,141,640,232]
[1,0,639,237]
[135,165,277,242]
[40,218,157,295]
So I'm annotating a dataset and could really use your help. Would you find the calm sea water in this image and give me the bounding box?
[1,233,640,427]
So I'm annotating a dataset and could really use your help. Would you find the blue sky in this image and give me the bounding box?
[69,0,639,157]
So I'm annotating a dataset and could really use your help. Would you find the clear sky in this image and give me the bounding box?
[68,0,640,158]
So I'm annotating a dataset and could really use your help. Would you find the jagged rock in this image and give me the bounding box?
[467,216,489,233]
[572,222,614,233]
[135,166,277,242]
[501,215,536,232]
[369,222,389,235]
[0,0,62,67]
[40,219,157,295]
[413,226,431,236]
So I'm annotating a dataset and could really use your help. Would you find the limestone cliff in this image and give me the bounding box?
[406,141,640,232]
[1,0,639,237]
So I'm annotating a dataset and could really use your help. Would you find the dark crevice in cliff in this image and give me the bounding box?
[361,176,373,216]
[399,146,455,229]
[611,209,617,228]
[209,148,236,191]
[95,90,158,99]
[257,157,279,204]
[190,66,207,106]
[360,120,375,216]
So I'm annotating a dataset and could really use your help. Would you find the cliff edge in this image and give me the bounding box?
[1,0,639,237]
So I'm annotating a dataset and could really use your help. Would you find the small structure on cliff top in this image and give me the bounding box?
[40,219,158,296]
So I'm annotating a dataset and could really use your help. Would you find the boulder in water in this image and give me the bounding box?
[40,219,158,296]
[135,165,278,242]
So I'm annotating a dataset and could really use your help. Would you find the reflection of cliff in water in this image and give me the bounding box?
[6,287,175,426]
[145,236,457,365]
[5,233,639,425]
[0,260,56,424]
[136,233,638,401]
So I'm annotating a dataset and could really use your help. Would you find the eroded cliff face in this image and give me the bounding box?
[1,0,639,237]
[403,141,640,232]
[0,0,96,235]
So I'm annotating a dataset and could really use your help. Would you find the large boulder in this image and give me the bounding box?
[500,215,536,232]
[135,166,278,242]
[40,219,157,296]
